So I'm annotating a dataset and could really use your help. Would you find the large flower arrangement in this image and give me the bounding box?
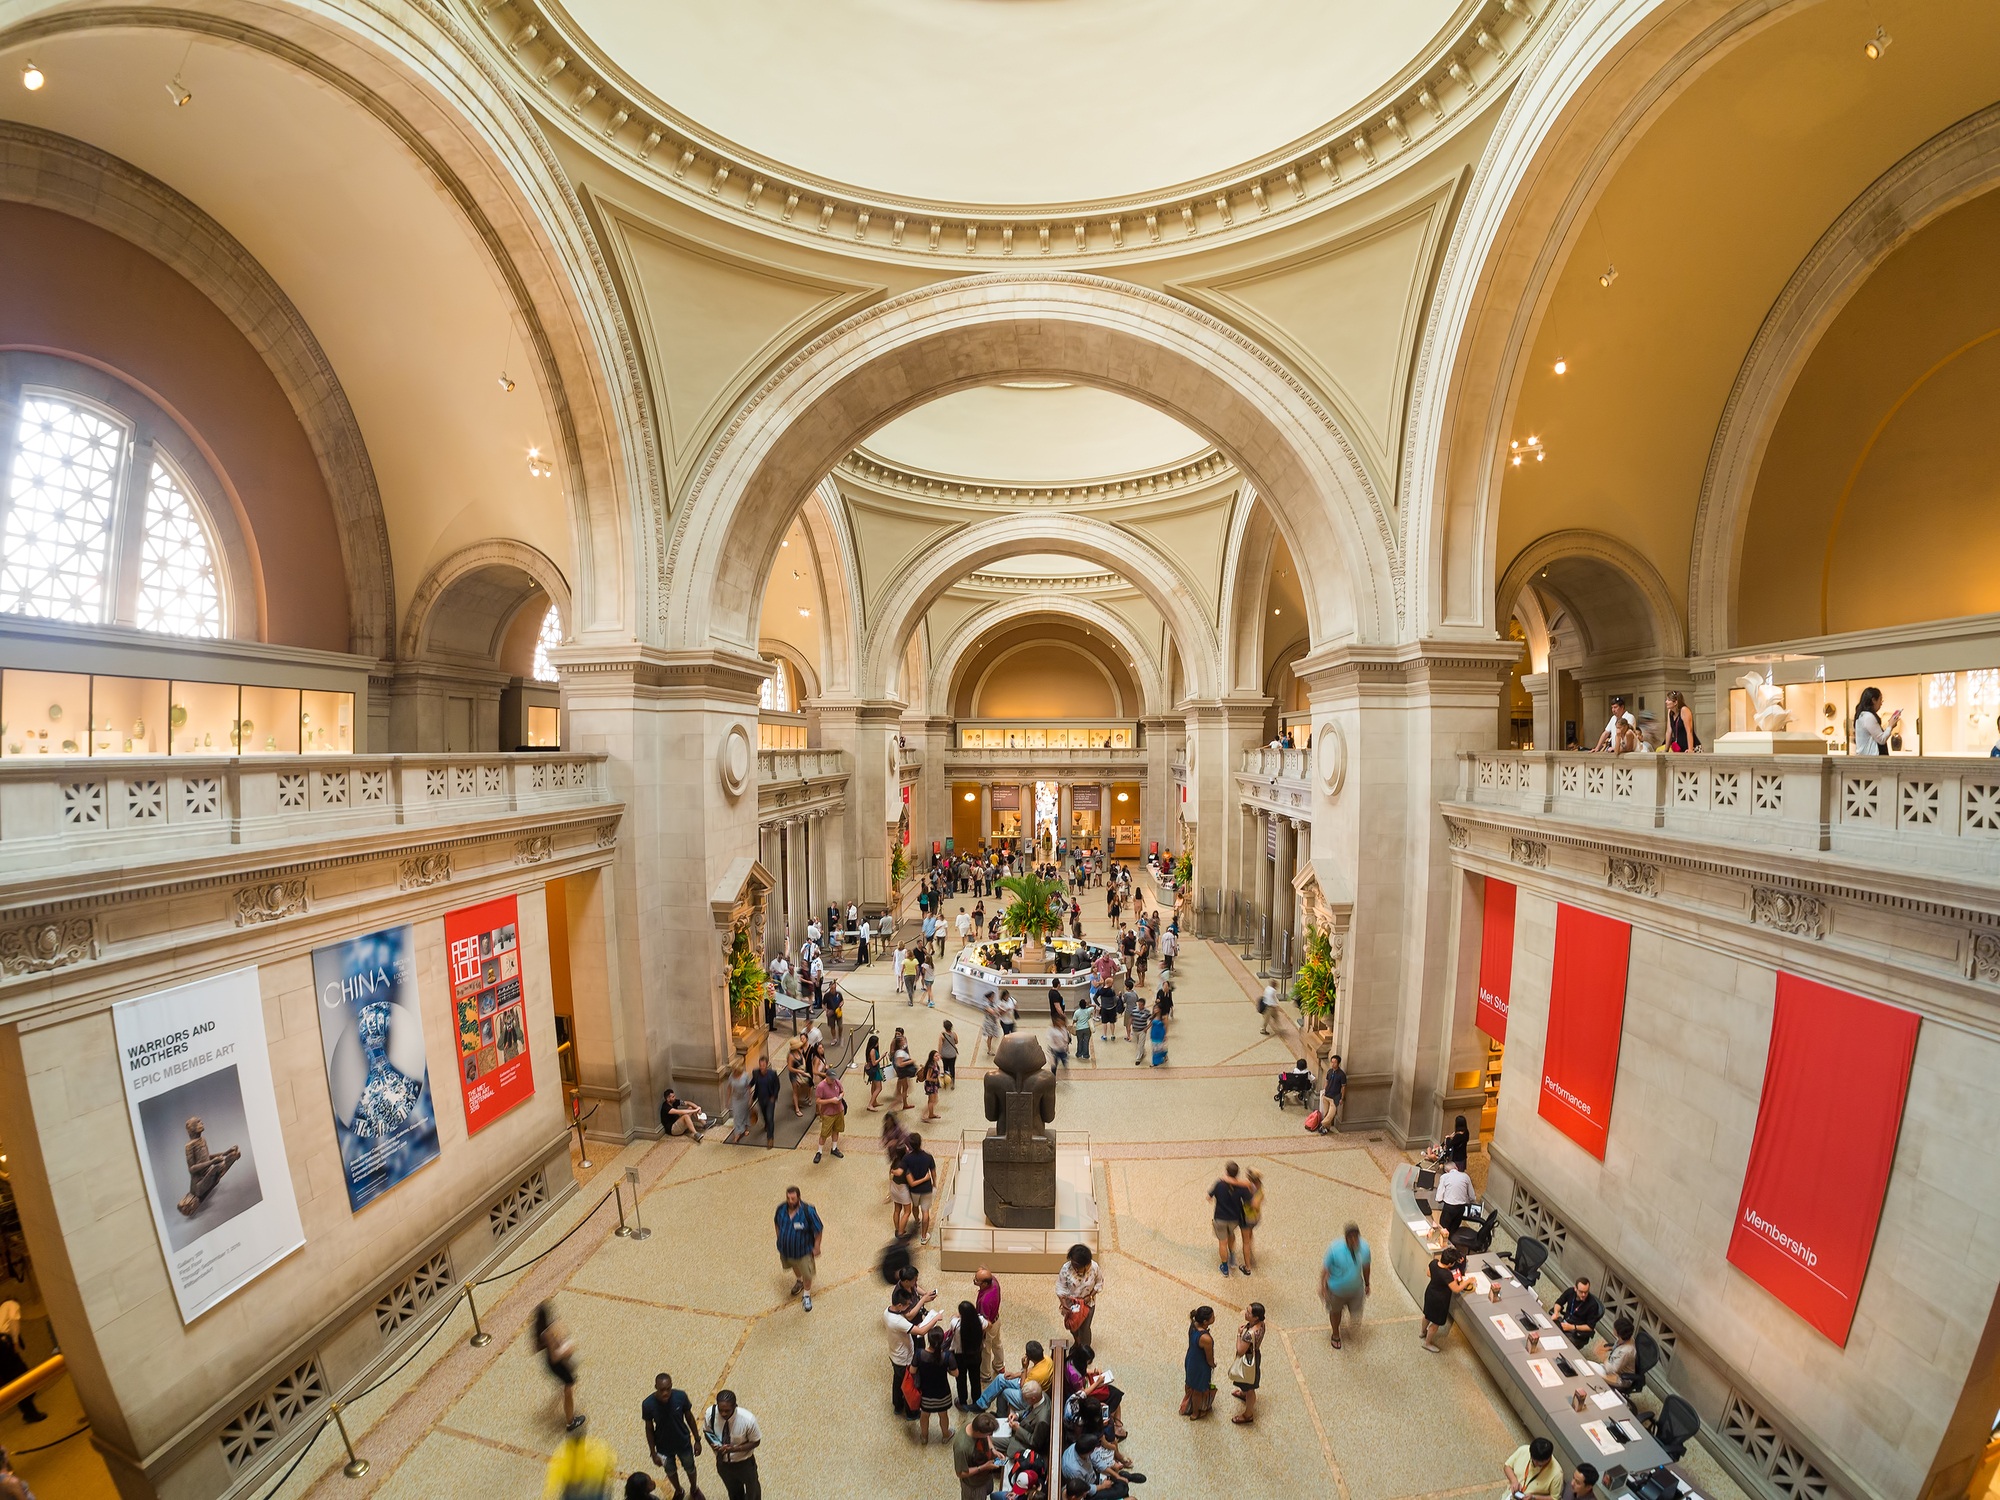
[1294,924,1337,1028]
[726,927,767,1031]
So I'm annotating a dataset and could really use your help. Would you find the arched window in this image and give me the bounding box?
[0,389,227,637]
[532,604,562,683]
[759,658,790,712]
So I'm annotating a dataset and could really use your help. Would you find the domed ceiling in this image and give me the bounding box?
[858,384,1210,484]
[559,0,1463,204]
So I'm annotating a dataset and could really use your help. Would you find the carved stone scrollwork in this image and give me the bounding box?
[234,879,308,927]
[1444,817,1468,849]
[1508,837,1547,870]
[398,853,453,891]
[1606,858,1661,898]
[1969,931,2000,984]
[0,917,97,975]
[515,835,555,866]
[596,821,619,849]
[1751,886,1827,939]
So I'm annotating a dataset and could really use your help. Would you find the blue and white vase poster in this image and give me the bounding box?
[311,924,440,1210]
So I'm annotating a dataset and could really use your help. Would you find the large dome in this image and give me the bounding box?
[558,0,1464,205]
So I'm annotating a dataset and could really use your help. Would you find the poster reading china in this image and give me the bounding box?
[1476,878,1517,1041]
[1537,903,1632,1159]
[111,967,306,1323]
[445,895,536,1134]
[1727,974,1919,1346]
[312,925,441,1211]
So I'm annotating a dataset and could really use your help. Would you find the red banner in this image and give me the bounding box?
[1537,903,1631,1159]
[1727,974,1918,1346]
[1476,878,1517,1041]
[444,895,536,1135]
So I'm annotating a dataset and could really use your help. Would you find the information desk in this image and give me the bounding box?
[949,938,1107,1012]
[1389,1164,1675,1486]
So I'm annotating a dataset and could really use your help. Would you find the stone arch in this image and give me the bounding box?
[1686,103,2000,654]
[970,640,1126,718]
[2,1,656,650]
[757,639,820,702]
[926,595,1169,719]
[400,539,572,664]
[664,275,1392,668]
[859,514,1225,704]
[796,478,865,698]
[1217,486,1304,696]
[1496,530,1684,662]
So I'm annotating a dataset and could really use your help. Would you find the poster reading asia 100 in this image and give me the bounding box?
[444,894,536,1134]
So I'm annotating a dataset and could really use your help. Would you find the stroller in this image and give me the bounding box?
[1275,1060,1317,1109]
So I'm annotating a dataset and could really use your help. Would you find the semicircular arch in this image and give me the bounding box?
[927,595,1168,719]
[401,539,572,663]
[1496,529,1684,661]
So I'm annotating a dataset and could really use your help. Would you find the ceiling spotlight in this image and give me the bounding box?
[1509,434,1547,469]
[166,76,192,107]
[22,61,45,91]
[1552,356,1568,375]
[1598,264,1619,289]
[525,445,554,478]
[1863,26,1891,58]
[798,607,811,617]
[1272,607,1281,616]
[497,371,516,392]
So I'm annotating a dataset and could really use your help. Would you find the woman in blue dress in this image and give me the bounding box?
[1181,1305,1216,1418]
[1149,994,1173,1067]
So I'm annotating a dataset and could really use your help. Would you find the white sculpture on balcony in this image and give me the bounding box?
[1736,671,1792,733]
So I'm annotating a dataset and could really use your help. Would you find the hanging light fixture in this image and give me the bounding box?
[497,371,516,393]
[22,60,45,90]
[1508,435,1549,468]
[166,76,192,106]
[1863,25,1891,58]
[1552,355,1568,375]
[525,445,554,478]
[1598,264,1618,289]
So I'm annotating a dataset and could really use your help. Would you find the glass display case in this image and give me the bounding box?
[170,680,241,755]
[87,674,171,757]
[1729,671,1927,754]
[527,705,560,748]
[238,685,301,755]
[299,689,355,754]
[2,668,90,758]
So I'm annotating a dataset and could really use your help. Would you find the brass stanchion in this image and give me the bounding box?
[328,1399,369,1479]
[624,1164,652,1241]
[612,1177,631,1237]
[465,1283,493,1348]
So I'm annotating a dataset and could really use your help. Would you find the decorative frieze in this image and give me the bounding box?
[1444,818,1468,850]
[1509,837,1548,870]
[0,917,96,976]
[1750,886,1827,940]
[1605,858,1660,898]
[595,822,619,849]
[1970,931,2000,984]
[398,853,453,891]
[233,880,308,927]
[514,835,555,866]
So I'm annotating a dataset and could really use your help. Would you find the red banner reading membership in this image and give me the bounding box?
[1537,903,1631,1159]
[444,895,537,1135]
[1727,974,1918,1346]
[1477,878,1517,1042]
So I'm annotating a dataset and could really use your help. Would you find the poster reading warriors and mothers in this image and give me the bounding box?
[311,924,440,1210]
[444,895,536,1134]
[111,967,305,1323]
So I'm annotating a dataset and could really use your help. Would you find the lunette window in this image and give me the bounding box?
[533,604,562,683]
[0,390,225,637]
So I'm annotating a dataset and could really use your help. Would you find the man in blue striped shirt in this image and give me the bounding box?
[774,1186,824,1312]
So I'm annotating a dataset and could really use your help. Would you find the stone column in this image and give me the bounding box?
[1184,697,1271,919]
[808,810,829,930]
[788,820,811,952]
[1251,808,1275,955]
[1140,714,1173,855]
[817,699,902,916]
[1521,671,1553,752]
[1271,816,1298,980]
[1058,783,1071,849]
[980,783,992,845]
[1098,781,1112,853]
[922,715,953,860]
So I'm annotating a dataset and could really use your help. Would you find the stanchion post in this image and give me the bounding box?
[328,1400,369,1479]
[612,1176,631,1236]
[465,1282,493,1347]
[624,1165,652,1241]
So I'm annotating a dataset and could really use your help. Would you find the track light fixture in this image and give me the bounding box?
[1598,264,1619,289]
[1509,435,1548,468]
[497,371,516,393]
[22,60,44,91]
[526,445,554,478]
[166,76,192,107]
[1864,26,1891,58]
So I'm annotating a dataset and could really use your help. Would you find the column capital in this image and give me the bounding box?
[1292,639,1521,697]
[546,643,766,702]
[814,697,909,728]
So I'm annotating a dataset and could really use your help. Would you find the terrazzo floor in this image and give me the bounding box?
[210,867,1746,1500]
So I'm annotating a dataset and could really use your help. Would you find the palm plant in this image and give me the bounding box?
[997,871,1065,958]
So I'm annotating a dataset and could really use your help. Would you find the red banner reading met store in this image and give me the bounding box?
[1726,973,1919,1345]
[1537,903,1631,1159]
[443,894,536,1135]
[1477,877,1517,1042]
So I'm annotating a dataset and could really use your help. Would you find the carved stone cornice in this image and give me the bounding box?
[1508,837,1548,869]
[1750,886,1826,940]
[839,447,1235,509]
[1605,857,1659,899]
[472,0,1538,268]
[398,853,454,891]
[234,879,309,927]
[0,918,96,976]
[514,835,556,865]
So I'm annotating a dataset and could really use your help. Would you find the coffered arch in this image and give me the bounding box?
[663,274,1391,671]
[859,513,1224,705]
[926,595,1168,720]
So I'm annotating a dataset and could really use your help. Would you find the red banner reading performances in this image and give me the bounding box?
[444,895,536,1135]
[1537,903,1631,1159]
[1477,878,1517,1042]
[1727,974,1918,1346]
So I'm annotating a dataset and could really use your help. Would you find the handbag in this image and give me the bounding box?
[1227,1352,1258,1385]
[1062,1298,1089,1333]
[900,1363,921,1409]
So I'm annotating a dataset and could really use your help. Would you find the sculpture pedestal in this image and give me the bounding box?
[1712,731,1829,756]
[940,1141,1100,1272]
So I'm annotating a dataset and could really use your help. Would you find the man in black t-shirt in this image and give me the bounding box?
[1553,1277,1604,1348]
[642,1371,703,1500]
[901,1133,938,1245]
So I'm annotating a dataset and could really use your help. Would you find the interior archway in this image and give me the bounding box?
[927,596,1168,719]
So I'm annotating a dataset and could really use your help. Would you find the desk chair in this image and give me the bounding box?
[1505,1235,1549,1291]
[1630,1327,1661,1395]
[1645,1395,1700,1461]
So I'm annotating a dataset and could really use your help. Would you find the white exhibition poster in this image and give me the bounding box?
[112,966,305,1322]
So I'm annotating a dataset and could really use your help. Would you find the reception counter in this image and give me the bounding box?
[949,938,1107,1012]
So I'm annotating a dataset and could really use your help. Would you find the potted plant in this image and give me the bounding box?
[1294,924,1337,1049]
[997,871,1065,965]
[725,927,767,1039]
[1173,851,1193,891]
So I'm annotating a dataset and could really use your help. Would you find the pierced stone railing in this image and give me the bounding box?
[1457,750,2000,878]
[1240,746,1309,783]
[0,752,610,869]
[944,747,1145,766]
[758,748,849,785]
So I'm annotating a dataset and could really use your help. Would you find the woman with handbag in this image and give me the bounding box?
[1055,1242,1103,1350]
[1228,1302,1266,1424]
[1180,1306,1217,1418]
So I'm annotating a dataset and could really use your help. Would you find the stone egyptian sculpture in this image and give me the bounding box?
[178,1115,242,1217]
[1737,671,1792,732]
[982,1033,1057,1227]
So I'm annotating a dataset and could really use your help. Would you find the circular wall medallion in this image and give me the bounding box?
[719,722,753,798]
[1315,721,1347,797]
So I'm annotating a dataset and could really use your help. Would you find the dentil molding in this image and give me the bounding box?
[470,0,1540,268]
